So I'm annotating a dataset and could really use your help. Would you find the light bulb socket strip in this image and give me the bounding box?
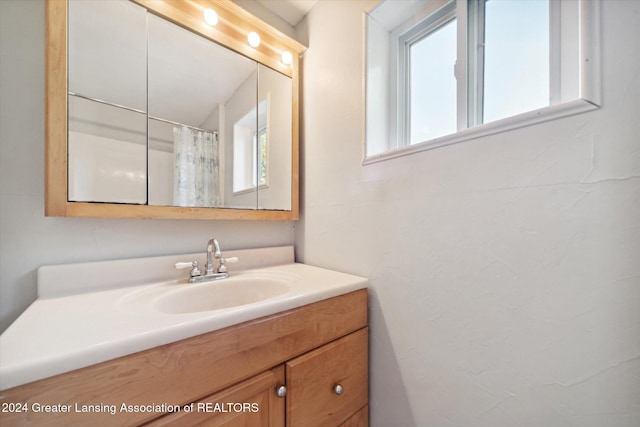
[132,0,306,78]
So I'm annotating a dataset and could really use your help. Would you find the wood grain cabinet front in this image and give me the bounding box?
[147,366,285,427]
[286,328,369,427]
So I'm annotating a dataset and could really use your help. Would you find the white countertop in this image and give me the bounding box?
[0,246,367,390]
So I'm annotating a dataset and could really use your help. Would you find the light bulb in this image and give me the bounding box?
[203,8,218,26]
[248,31,261,48]
[281,51,293,66]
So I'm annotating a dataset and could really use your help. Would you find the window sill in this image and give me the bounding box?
[232,183,270,196]
[363,98,600,165]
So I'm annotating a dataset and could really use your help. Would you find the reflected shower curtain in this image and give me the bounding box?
[173,126,221,207]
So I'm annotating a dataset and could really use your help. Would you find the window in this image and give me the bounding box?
[365,0,601,163]
[404,17,457,144]
[473,0,550,124]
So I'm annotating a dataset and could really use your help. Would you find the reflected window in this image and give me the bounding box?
[257,126,268,187]
[233,99,268,194]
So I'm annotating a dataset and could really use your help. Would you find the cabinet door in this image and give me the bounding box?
[147,365,285,426]
[286,328,368,427]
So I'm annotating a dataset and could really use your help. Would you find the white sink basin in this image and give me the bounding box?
[154,278,291,314]
[117,270,298,315]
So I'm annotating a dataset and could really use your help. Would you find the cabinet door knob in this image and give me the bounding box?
[275,385,287,398]
[334,384,344,395]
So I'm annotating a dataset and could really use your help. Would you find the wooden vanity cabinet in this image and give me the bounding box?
[0,289,368,427]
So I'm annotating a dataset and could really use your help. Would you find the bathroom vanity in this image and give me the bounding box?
[0,247,368,426]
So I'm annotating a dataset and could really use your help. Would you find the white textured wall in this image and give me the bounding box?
[0,0,295,333]
[297,1,640,426]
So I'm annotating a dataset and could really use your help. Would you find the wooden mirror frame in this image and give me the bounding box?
[45,0,304,220]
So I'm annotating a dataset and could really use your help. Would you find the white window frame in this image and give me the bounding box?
[363,0,601,164]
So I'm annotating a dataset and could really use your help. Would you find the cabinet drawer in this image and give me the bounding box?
[286,328,368,427]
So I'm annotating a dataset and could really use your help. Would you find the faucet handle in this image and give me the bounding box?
[175,261,201,279]
[217,256,238,273]
[175,262,194,269]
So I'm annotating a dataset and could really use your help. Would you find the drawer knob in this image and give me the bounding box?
[275,385,287,398]
[334,384,344,395]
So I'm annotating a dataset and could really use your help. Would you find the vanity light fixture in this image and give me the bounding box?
[248,31,261,48]
[203,8,219,26]
[281,51,293,66]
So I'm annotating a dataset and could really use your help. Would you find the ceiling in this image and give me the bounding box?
[256,0,318,26]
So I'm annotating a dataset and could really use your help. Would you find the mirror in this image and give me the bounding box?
[46,0,304,220]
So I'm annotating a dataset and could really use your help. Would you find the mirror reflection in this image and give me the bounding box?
[67,0,292,211]
[147,13,258,208]
[256,65,292,211]
[68,0,147,204]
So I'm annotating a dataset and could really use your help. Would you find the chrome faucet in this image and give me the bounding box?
[206,238,222,276]
[175,238,238,283]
